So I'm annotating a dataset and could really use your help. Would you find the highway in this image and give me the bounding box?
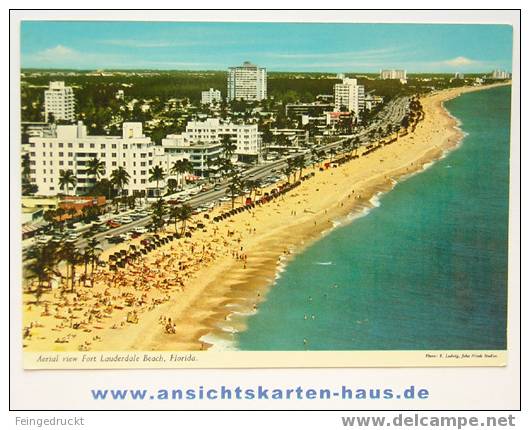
[29,95,410,254]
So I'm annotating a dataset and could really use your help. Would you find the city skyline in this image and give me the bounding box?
[20,21,513,73]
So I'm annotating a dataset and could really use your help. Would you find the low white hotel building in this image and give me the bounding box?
[25,121,157,196]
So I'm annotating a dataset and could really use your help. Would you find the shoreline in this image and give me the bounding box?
[196,83,510,351]
[22,82,509,352]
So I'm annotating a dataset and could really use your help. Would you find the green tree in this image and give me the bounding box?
[86,157,106,188]
[176,204,194,235]
[148,165,165,198]
[220,134,237,159]
[25,242,61,303]
[226,173,242,209]
[150,198,166,232]
[170,158,194,188]
[110,167,130,198]
[59,169,77,196]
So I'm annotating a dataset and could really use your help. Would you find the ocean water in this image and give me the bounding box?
[235,86,511,351]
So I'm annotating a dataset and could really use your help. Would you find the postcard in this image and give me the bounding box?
[15,18,516,371]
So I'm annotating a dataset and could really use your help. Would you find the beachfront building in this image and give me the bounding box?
[326,111,355,133]
[364,93,384,111]
[333,78,365,116]
[379,69,407,83]
[201,88,222,105]
[154,135,222,179]
[44,81,76,123]
[285,102,335,118]
[490,70,511,79]
[269,128,310,147]
[227,61,267,101]
[185,118,261,163]
[154,117,262,177]
[25,121,157,197]
[454,72,465,80]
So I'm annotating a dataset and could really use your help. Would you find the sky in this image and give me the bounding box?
[20,21,513,73]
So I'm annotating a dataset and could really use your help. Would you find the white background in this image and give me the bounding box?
[3,4,526,428]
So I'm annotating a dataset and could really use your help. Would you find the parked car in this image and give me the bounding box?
[106,220,121,228]
[107,236,124,244]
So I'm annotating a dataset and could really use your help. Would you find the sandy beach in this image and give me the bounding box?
[22,83,510,352]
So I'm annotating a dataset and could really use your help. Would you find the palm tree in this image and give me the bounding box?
[150,198,166,232]
[217,157,234,179]
[86,157,105,189]
[25,242,61,303]
[177,204,193,235]
[170,158,194,188]
[148,165,165,198]
[282,158,296,183]
[226,174,242,209]
[220,134,237,159]
[353,137,361,156]
[293,155,305,180]
[85,238,102,286]
[59,169,77,196]
[310,148,320,168]
[245,178,261,201]
[110,167,130,198]
[168,204,180,233]
[60,241,82,292]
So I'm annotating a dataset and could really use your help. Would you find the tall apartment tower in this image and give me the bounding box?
[379,69,407,80]
[44,81,75,123]
[227,61,267,101]
[334,78,365,115]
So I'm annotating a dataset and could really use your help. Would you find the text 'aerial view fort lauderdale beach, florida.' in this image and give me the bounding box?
[18,22,512,361]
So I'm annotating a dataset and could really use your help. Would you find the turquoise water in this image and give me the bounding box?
[236,86,511,351]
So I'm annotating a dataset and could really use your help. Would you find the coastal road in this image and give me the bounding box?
[29,95,410,255]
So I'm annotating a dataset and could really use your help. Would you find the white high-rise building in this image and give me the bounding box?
[201,88,222,105]
[333,78,365,115]
[379,69,408,81]
[227,61,267,101]
[491,70,511,79]
[25,122,157,196]
[44,81,75,123]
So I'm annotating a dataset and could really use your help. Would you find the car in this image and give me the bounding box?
[213,184,222,191]
[107,236,125,244]
[36,235,52,244]
[134,227,148,234]
[219,196,231,202]
[119,216,133,224]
